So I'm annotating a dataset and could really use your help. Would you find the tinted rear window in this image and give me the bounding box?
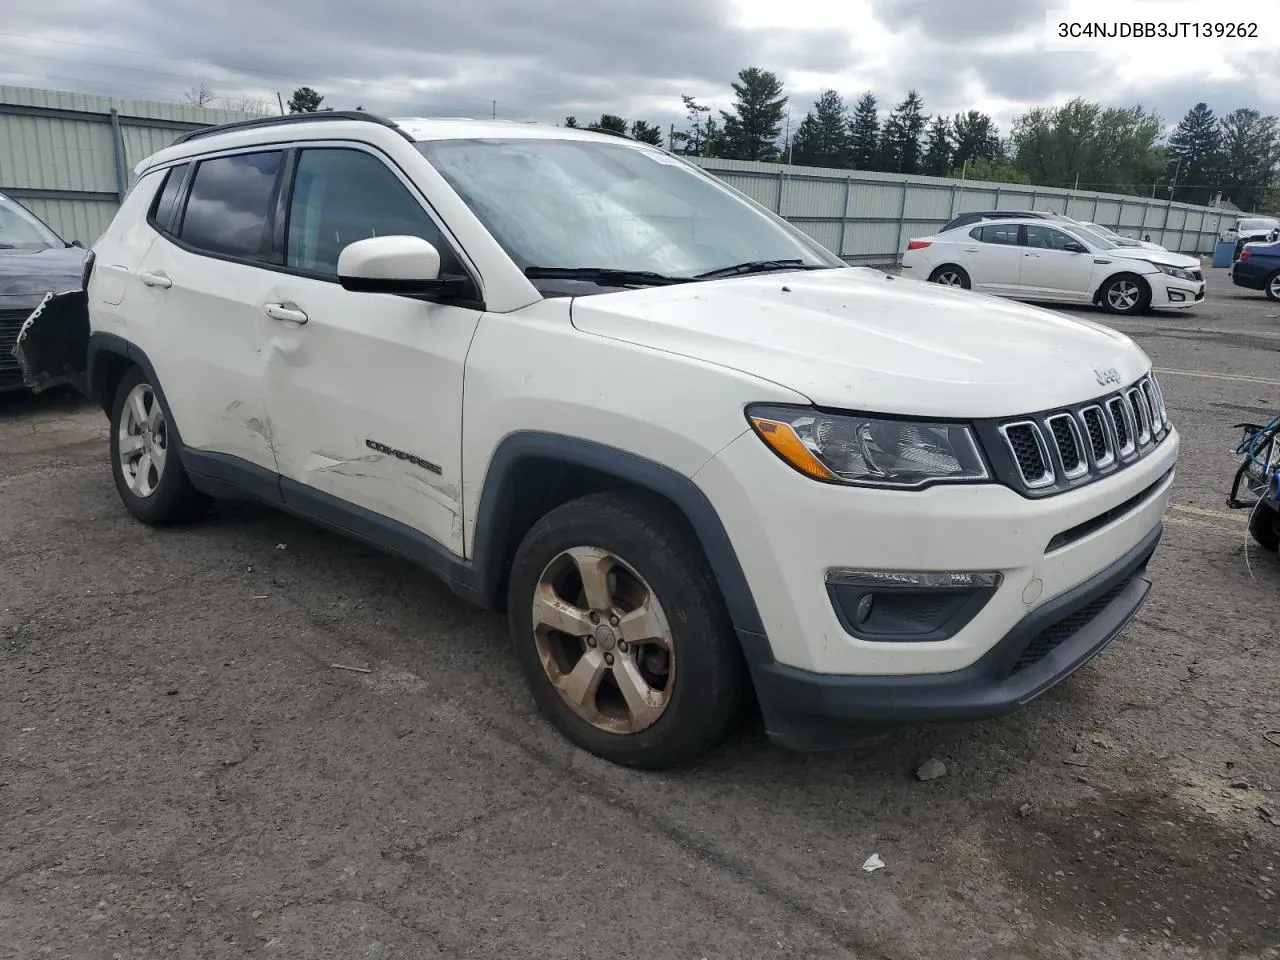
[972,223,1020,245]
[179,151,283,259]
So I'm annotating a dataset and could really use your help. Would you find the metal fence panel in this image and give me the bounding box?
[692,157,1239,262]
[0,84,1244,258]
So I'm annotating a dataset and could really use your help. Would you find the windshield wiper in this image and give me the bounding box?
[693,259,821,280]
[524,267,687,287]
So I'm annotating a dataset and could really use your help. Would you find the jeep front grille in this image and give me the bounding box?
[985,374,1172,497]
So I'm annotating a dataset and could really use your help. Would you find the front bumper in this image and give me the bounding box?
[1150,273,1205,308]
[693,418,1178,749]
[752,523,1159,750]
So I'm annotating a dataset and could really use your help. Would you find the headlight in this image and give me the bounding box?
[1154,264,1197,282]
[746,404,989,489]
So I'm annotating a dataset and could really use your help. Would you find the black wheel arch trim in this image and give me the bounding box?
[470,431,768,638]
[88,332,188,449]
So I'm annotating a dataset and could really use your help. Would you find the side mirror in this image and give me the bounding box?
[337,236,461,296]
[1063,241,1088,254]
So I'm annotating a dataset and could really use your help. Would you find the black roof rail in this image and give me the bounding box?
[171,110,413,145]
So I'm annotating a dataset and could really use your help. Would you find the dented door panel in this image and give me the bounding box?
[261,274,479,555]
[129,238,280,473]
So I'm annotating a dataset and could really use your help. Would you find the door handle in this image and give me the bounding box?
[964,247,979,252]
[139,271,172,288]
[264,302,309,325]
[1023,253,1040,258]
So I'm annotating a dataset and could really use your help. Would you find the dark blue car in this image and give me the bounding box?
[1231,239,1280,301]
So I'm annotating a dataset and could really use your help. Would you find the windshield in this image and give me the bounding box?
[1069,224,1122,250]
[415,137,842,286]
[0,193,63,249]
[1240,218,1279,232]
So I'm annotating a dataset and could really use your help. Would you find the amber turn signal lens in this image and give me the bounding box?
[749,416,836,481]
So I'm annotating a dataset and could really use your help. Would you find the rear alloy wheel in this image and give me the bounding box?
[928,265,971,289]
[109,366,211,525]
[1100,274,1150,315]
[1266,271,1280,302]
[507,491,746,769]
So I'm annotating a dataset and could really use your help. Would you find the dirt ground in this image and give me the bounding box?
[2,268,1279,960]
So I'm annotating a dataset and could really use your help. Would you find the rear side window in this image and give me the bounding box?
[971,223,1020,245]
[179,151,283,260]
[148,163,189,233]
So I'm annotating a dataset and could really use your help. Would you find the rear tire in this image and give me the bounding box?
[1249,503,1280,552]
[109,366,211,526]
[928,265,971,289]
[507,490,747,769]
[1099,273,1151,315]
[1265,271,1280,302]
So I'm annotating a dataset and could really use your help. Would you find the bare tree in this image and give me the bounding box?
[183,83,218,107]
[220,94,273,116]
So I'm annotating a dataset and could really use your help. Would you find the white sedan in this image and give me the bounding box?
[900,218,1205,315]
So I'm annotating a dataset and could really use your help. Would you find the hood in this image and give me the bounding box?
[0,246,88,299]
[569,267,1149,419]
[1106,247,1199,269]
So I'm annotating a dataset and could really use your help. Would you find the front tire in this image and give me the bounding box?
[1099,274,1151,315]
[1265,271,1280,302]
[928,265,971,289]
[109,366,211,526]
[507,491,747,769]
[1249,503,1280,552]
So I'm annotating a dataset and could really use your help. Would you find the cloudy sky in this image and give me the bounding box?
[2,0,1279,139]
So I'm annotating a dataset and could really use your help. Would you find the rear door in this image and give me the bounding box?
[964,222,1023,293]
[127,148,286,486]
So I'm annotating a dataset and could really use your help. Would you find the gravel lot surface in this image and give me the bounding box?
[2,267,1279,960]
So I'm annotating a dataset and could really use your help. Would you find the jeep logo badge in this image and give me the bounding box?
[1094,367,1121,386]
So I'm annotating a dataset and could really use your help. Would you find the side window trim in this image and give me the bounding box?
[145,162,193,236]
[278,142,482,301]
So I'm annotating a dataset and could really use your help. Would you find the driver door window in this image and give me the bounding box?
[285,148,462,278]
[1024,225,1076,250]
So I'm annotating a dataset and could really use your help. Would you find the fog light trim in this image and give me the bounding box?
[825,568,1003,643]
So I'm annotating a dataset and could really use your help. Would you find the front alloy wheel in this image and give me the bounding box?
[532,546,675,735]
[507,491,747,769]
[1101,275,1149,315]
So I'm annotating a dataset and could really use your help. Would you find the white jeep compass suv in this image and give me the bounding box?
[17,112,1179,768]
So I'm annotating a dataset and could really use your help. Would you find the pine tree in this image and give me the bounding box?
[590,114,629,136]
[1165,103,1221,204]
[1219,108,1280,210]
[848,92,880,169]
[672,95,717,156]
[922,117,952,175]
[877,90,927,174]
[563,116,580,128]
[719,67,788,161]
[629,120,665,146]
[950,110,1002,169]
[787,90,851,167]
